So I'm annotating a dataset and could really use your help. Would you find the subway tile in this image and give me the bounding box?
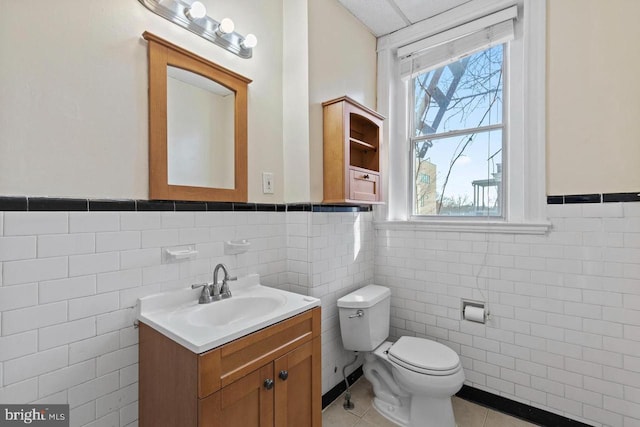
[38,359,96,398]
[0,378,38,403]
[38,233,95,257]
[2,301,68,335]
[120,212,161,230]
[69,292,119,320]
[140,229,180,248]
[95,231,140,253]
[120,248,160,269]
[119,401,138,426]
[0,236,36,261]
[0,283,38,311]
[69,332,120,364]
[95,383,137,418]
[69,402,96,427]
[97,309,135,335]
[3,256,68,285]
[38,317,96,350]
[96,345,138,376]
[3,212,68,236]
[69,212,119,233]
[69,252,119,277]
[39,275,97,304]
[68,372,120,408]
[96,269,142,294]
[0,330,38,362]
[3,346,68,385]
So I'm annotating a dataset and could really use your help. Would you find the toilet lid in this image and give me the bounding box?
[388,337,460,376]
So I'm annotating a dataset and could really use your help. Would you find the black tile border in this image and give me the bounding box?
[0,196,373,213]
[456,385,593,427]
[89,199,136,211]
[548,192,640,205]
[29,197,88,211]
[321,366,363,409]
[0,196,28,211]
[603,192,640,203]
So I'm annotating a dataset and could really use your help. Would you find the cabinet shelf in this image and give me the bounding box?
[349,137,377,152]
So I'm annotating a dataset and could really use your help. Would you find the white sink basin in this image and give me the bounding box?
[137,274,320,353]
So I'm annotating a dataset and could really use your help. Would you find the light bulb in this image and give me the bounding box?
[217,18,235,35]
[185,1,206,20]
[241,34,258,49]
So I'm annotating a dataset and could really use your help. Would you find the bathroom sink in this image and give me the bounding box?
[137,274,320,353]
[182,295,287,328]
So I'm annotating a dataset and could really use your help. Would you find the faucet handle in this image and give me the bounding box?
[192,283,215,304]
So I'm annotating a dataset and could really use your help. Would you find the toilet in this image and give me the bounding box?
[337,285,465,427]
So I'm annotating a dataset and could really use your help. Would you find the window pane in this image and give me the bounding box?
[413,44,503,137]
[413,129,503,217]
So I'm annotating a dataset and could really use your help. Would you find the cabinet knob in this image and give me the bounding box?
[279,370,289,381]
[363,174,370,180]
[264,379,274,390]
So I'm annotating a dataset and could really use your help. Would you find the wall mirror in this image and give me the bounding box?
[143,31,251,202]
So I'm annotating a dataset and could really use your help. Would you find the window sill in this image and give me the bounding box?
[374,219,551,235]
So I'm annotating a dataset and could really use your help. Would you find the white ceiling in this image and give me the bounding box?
[337,0,473,37]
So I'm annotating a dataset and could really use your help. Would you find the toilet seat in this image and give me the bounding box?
[388,337,461,376]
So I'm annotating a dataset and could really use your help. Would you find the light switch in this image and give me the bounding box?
[262,172,274,194]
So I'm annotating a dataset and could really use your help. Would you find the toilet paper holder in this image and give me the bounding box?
[461,299,487,324]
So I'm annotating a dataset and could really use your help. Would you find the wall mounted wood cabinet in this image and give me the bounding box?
[322,96,385,204]
[139,307,321,427]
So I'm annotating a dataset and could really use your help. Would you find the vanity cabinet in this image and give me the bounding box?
[139,307,321,427]
[322,96,385,204]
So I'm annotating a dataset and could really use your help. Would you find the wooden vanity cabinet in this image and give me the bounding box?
[139,307,321,427]
[323,96,385,204]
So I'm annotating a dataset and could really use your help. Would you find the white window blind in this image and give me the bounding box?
[399,5,518,78]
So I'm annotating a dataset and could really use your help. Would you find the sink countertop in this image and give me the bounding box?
[137,274,320,353]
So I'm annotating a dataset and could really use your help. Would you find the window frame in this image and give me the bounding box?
[408,43,507,219]
[375,0,549,234]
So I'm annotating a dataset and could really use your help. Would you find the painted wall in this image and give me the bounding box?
[0,0,284,202]
[307,0,377,202]
[547,0,640,194]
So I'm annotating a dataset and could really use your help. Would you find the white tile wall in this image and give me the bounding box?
[4,203,638,426]
[375,203,640,427]
[0,209,373,426]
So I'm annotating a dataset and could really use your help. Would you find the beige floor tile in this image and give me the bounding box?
[344,378,374,417]
[484,409,540,427]
[322,401,361,427]
[452,397,488,427]
[360,406,402,427]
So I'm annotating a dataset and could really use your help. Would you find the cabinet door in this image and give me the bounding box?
[199,363,274,427]
[274,339,321,427]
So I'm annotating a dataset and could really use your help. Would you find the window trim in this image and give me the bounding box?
[376,0,549,234]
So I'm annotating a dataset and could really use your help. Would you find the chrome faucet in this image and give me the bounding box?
[213,263,237,299]
[191,283,215,304]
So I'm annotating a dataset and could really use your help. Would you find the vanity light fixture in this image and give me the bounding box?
[241,34,258,49]
[184,1,206,20]
[138,0,257,59]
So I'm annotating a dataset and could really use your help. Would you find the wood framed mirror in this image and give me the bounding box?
[143,32,251,202]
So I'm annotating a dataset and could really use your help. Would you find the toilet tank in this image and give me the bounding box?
[337,285,391,351]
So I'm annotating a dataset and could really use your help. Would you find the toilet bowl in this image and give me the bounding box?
[338,285,465,427]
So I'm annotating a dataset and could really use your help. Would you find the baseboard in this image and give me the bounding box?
[456,385,594,427]
[321,366,364,409]
[322,376,593,426]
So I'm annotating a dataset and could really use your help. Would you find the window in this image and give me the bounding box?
[411,44,504,217]
[376,0,549,232]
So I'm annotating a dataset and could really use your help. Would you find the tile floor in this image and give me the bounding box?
[322,378,539,427]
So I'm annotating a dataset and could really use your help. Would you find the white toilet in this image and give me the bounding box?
[337,285,465,427]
